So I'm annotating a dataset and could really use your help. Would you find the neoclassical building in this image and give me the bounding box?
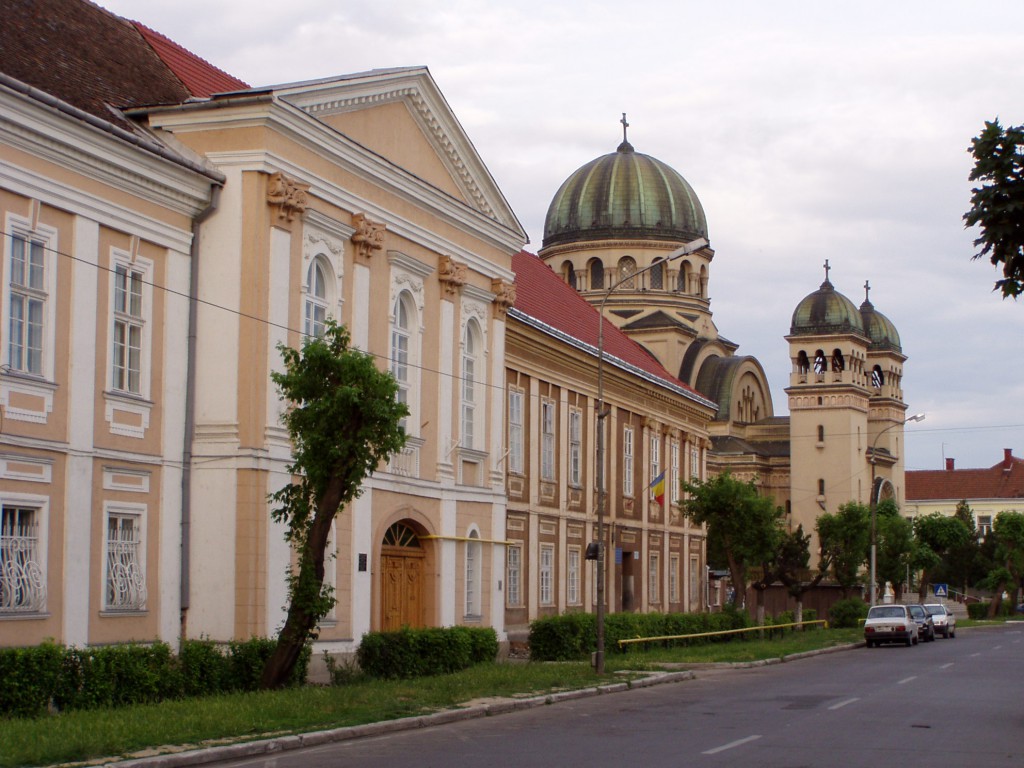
[535,125,913,561]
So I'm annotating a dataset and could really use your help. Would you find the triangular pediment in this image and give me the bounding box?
[274,67,523,236]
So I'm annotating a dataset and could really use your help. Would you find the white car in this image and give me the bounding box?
[923,603,957,638]
[864,604,918,647]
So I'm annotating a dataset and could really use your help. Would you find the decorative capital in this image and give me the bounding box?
[439,255,467,297]
[351,213,386,262]
[266,172,309,222]
[491,278,516,317]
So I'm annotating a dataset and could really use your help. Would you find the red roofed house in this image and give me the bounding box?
[906,449,1024,537]
[504,251,716,629]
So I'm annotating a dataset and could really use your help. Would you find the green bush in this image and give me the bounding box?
[53,643,179,711]
[356,626,496,679]
[828,597,868,628]
[177,638,226,697]
[226,637,310,691]
[0,642,64,718]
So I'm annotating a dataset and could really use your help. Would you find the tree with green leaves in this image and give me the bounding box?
[680,472,784,614]
[874,499,915,602]
[260,320,408,689]
[912,512,973,603]
[775,524,827,626]
[980,511,1024,617]
[964,119,1024,299]
[932,500,983,596]
[816,502,870,599]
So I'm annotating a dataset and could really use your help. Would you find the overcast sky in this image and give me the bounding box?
[99,0,1024,471]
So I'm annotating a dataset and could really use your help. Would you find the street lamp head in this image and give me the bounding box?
[665,237,708,261]
[906,413,925,423]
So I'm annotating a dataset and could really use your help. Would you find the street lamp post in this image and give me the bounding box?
[593,237,707,673]
[869,412,925,606]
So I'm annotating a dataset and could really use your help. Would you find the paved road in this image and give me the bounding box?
[213,625,1023,768]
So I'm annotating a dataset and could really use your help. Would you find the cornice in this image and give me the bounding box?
[201,150,514,282]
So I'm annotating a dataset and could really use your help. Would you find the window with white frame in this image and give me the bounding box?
[649,551,660,604]
[539,543,554,606]
[670,439,680,505]
[623,426,634,496]
[541,400,555,481]
[508,388,524,474]
[6,231,47,376]
[569,408,582,487]
[1,504,46,614]
[506,543,522,607]
[650,434,660,498]
[304,259,330,338]
[690,554,700,605]
[391,292,413,431]
[465,531,481,617]
[112,263,144,394]
[461,320,482,449]
[567,546,580,605]
[690,445,699,480]
[978,515,992,538]
[669,553,680,603]
[105,507,146,611]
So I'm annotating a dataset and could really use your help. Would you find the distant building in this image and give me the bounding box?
[906,449,1024,535]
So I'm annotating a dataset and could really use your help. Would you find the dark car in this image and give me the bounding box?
[907,603,936,642]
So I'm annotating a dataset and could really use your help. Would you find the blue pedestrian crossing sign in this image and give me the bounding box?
[933,583,948,597]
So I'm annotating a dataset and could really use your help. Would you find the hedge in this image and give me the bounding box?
[356,626,498,679]
[0,637,310,719]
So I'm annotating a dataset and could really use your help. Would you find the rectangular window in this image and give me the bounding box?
[506,543,522,607]
[541,400,555,481]
[649,551,660,604]
[690,445,699,481]
[1,505,46,614]
[568,408,582,487]
[7,234,46,375]
[112,264,144,393]
[978,515,992,538]
[669,553,680,603]
[690,554,700,606]
[461,352,475,448]
[539,544,554,606]
[623,426,634,496]
[650,435,660,499]
[105,508,146,611]
[670,440,680,505]
[465,536,481,617]
[508,389,524,474]
[567,546,580,605]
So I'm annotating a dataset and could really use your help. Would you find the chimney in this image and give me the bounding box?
[1005,448,1014,472]
[945,458,955,471]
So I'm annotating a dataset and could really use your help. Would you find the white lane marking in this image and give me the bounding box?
[898,676,917,685]
[993,645,1003,651]
[940,663,954,669]
[828,698,859,710]
[971,653,981,657]
[703,735,762,755]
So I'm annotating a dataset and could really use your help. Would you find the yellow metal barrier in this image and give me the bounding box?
[616,620,830,648]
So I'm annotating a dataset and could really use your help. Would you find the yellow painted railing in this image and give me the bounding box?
[616,620,830,648]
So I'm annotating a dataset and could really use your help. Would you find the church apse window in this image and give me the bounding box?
[650,259,665,290]
[617,256,637,289]
[678,261,691,294]
[588,259,604,291]
[562,260,577,290]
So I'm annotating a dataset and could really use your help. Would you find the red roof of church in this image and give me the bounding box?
[0,0,248,129]
[906,449,1024,501]
[511,251,712,405]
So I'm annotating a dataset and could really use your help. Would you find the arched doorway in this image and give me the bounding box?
[380,521,426,631]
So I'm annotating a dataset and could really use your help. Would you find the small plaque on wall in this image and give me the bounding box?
[358,553,367,572]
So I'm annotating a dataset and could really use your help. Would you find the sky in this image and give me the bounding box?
[99,0,1024,471]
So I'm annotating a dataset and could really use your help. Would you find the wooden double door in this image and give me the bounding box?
[381,547,424,631]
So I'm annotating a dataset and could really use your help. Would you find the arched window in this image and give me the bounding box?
[649,259,665,290]
[699,265,709,298]
[871,365,884,389]
[562,260,577,290]
[391,291,417,433]
[588,259,605,291]
[678,261,692,293]
[465,530,481,617]
[461,320,483,449]
[797,350,810,375]
[304,259,330,338]
[831,348,845,371]
[817,425,825,442]
[617,256,637,289]
[813,349,827,375]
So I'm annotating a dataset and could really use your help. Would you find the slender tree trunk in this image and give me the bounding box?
[988,579,1007,619]
[794,598,804,628]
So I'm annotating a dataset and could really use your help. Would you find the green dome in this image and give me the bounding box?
[860,299,902,352]
[542,142,708,248]
[790,279,865,336]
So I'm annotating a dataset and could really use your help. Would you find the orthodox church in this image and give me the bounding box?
[536,118,913,551]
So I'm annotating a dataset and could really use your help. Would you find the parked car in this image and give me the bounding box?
[864,604,918,647]
[908,603,936,642]
[923,603,956,638]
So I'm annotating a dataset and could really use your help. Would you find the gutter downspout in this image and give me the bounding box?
[180,184,221,641]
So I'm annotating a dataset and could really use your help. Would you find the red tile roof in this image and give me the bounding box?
[511,251,713,405]
[133,22,248,98]
[906,450,1024,501]
[0,0,246,128]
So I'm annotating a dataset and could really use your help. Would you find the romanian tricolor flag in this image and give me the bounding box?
[649,470,666,509]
